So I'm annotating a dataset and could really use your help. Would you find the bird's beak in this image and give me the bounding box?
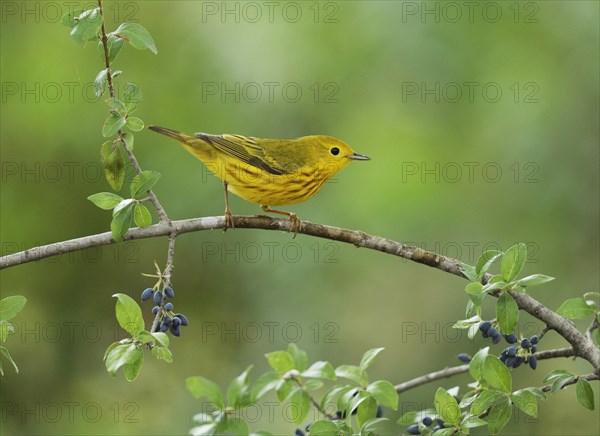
[348,152,371,161]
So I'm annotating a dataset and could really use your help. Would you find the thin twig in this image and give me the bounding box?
[540,373,599,393]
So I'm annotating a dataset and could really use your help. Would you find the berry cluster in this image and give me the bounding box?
[141,286,189,337]
[407,417,446,435]
[478,320,503,344]
[500,335,539,369]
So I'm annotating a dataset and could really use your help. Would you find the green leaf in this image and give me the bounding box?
[360,347,385,370]
[126,116,145,132]
[123,347,144,381]
[361,417,389,434]
[135,331,156,344]
[114,23,158,54]
[287,343,308,372]
[476,250,503,277]
[151,346,173,363]
[87,192,123,210]
[512,389,538,417]
[551,376,576,393]
[496,292,518,334]
[396,411,416,425]
[227,365,252,407]
[301,361,336,380]
[522,387,547,401]
[102,113,126,138]
[265,351,295,374]
[366,380,398,410]
[61,8,83,27]
[483,356,512,393]
[112,293,144,336]
[487,397,512,434]
[220,416,249,435]
[105,343,138,376]
[251,372,280,401]
[0,321,14,343]
[307,420,338,436]
[121,132,134,151]
[107,97,127,111]
[70,8,102,45]
[152,333,169,349]
[0,345,19,375]
[576,378,595,410]
[335,364,368,386]
[275,379,293,402]
[357,396,378,429]
[583,292,600,310]
[100,141,125,191]
[453,315,480,329]
[0,296,27,321]
[133,204,152,227]
[469,347,489,381]
[94,69,108,97]
[303,379,324,390]
[124,82,143,104]
[556,297,596,319]
[110,201,133,242]
[100,34,125,63]
[501,243,527,282]
[348,390,373,415]
[461,415,488,429]
[288,388,311,424]
[460,262,479,282]
[434,387,461,425]
[516,274,555,288]
[483,281,507,293]
[186,376,225,409]
[470,390,506,415]
[130,170,161,198]
[543,369,575,383]
[465,282,484,297]
[320,384,354,411]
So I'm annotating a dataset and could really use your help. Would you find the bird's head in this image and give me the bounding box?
[299,135,370,179]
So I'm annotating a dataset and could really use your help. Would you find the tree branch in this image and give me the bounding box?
[540,373,599,393]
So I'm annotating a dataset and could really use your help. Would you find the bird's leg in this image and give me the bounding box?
[260,205,301,238]
[223,182,234,232]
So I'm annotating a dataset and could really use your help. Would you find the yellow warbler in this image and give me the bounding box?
[148,125,370,232]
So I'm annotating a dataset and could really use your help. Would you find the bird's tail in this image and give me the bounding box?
[147,125,196,143]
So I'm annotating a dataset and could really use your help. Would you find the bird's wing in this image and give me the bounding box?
[194,132,288,175]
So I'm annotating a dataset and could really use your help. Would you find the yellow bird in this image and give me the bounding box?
[148,125,370,233]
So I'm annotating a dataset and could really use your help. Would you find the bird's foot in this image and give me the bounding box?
[223,209,235,233]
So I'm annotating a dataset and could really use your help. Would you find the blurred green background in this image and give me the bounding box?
[1,1,599,435]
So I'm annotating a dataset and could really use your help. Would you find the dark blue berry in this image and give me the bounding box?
[529,356,537,370]
[504,334,517,344]
[175,313,188,326]
[159,322,169,332]
[376,406,383,418]
[482,330,489,338]
[170,325,181,336]
[422,416,433,426]
[172,317,181,327]
[407,424,420,435]
[295,429,304,436]
[165,302,173,311]
[531,345,537,353]
[162,316,172,325]
[492,335,502,344]
[479,321,492,332]
[507,346,517,357]
[457,353,471,363]
[501,348,509,357]
[488,327,498,337]
[530,335,539,345]
[500,354,507,363]
[164,286,174,298]
[153,291,163,305]
[436,419,445,427]
[152,306,160,315]
[521,338,531,349]
[141,288,153,301]
[505,357,516,367]
[513,357,524,368]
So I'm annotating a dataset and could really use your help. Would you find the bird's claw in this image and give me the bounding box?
[289,213,301,238]
[224,210,235,233]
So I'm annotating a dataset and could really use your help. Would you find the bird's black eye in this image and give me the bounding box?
[330,147,340,156]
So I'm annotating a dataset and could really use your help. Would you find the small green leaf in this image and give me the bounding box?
[453,315,480,329]
[265,351,295,374]
[483,281,507,293]
[87,192,123,210]
[516,274,555,288]
[461,415,488,429]
[0,296,27,322]
[307,420,338,436]
[0,345,19,375]
[112,293,144,336]
[543,369,575,383]
[434,387,461,425]
[347,390,373,415]
[70,8,102,45]
[123,347,144,381]
[250,372,280,401]
[335,364,369,386]
[501,243,527,282]
[107,97,127,111]
[105,343,138,376]
[576,378,595,410]
[483,356,512,393]
[512,389,538,417]
[114,22,158,54]
[287,343,308,372]
[275,379,293,402]
[357,396,378,428]
[288,388,311,424]
[126,116,145,132]
[135,331,155,344]
[469,347,489,381]
[301,361,336,380]
[476,249,502,277]
[360,347,385,370]
[551,376,576,393]
[110,201,134,242]
[100,141,125,191]
[151,346,173,363]
[103,34,125,63]
[186,376,225,409]
[61,8,83,27]
[220,416,249,435]
[465,282,484,296]
[460,262,479,282]
[227,365,252,407]
[102,113,126,138]
[94,69,108,97]
[133,204,152,227]
[130,170,160,198]
[366,380,398,410]
[121,132,134,151]
[0,321,14,343]
[361,417,389,434]
[396,411,416,425]
[320,384,354,411]
[151,332,169,347]
[496,292,518,334]
[487,397,512,434]
[556,297,596,319]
